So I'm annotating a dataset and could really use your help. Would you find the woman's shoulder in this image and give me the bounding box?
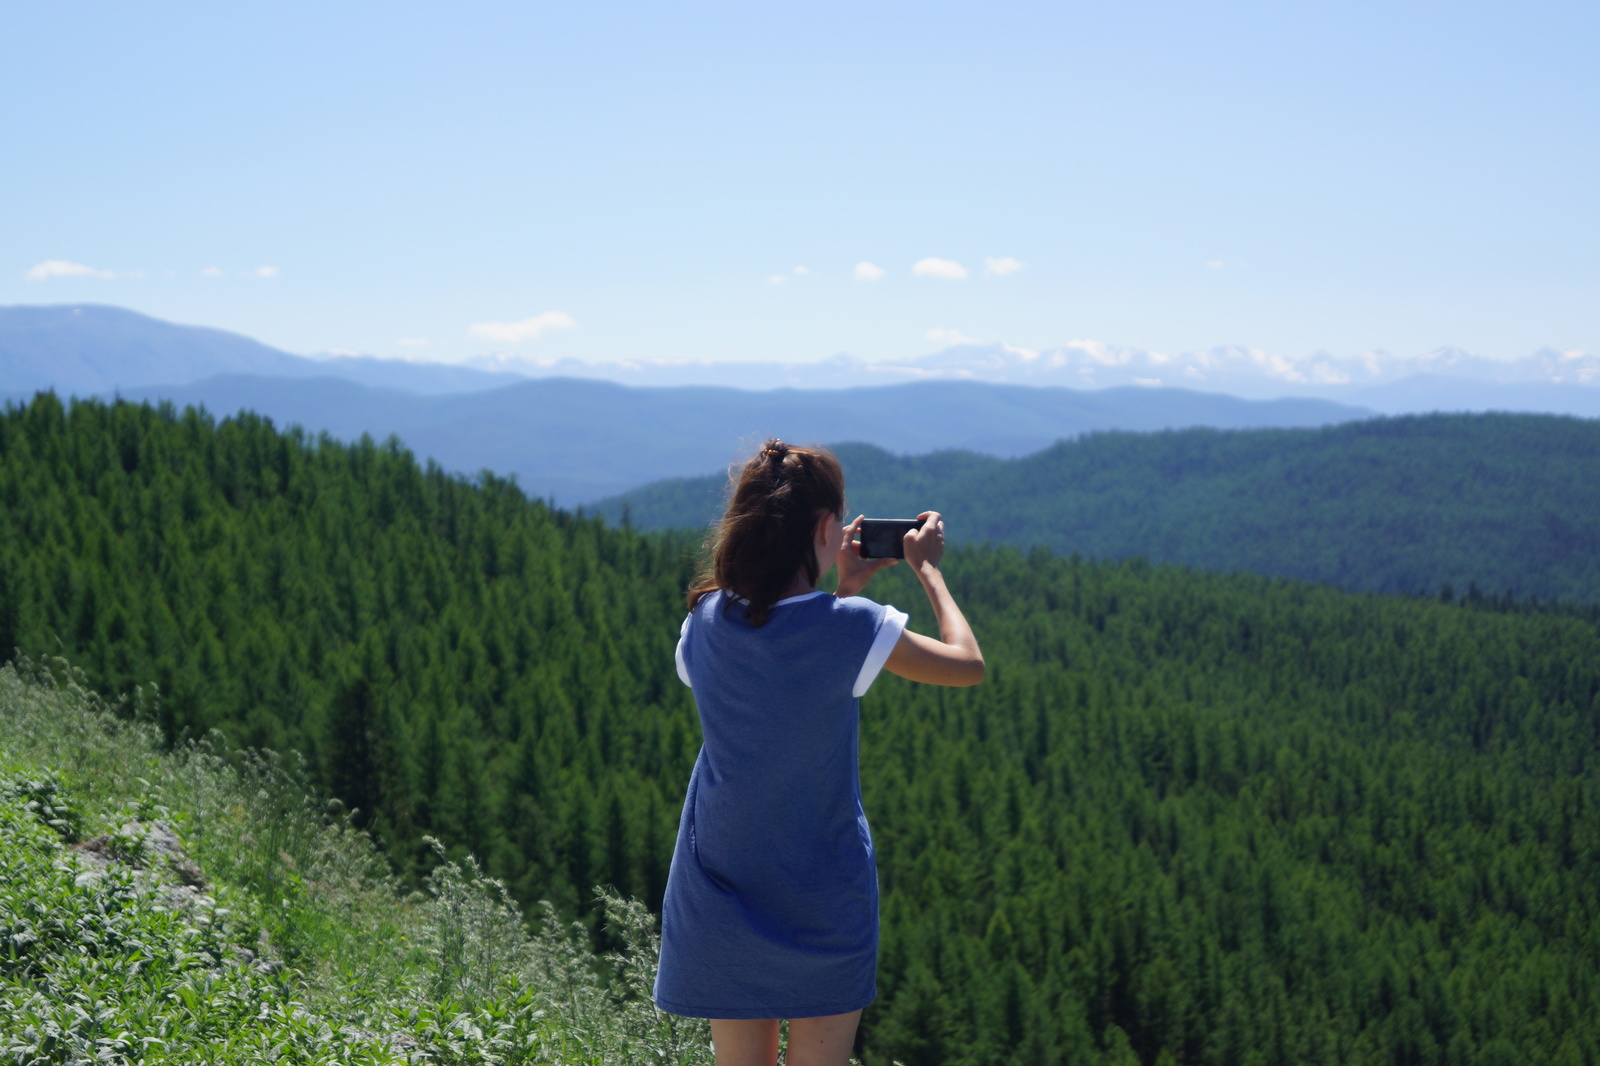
[826,593,898,628]
[685,590,891,632]
[829,592,882,612]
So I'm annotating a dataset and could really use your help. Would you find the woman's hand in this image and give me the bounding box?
[885,510,984,687]
[835,514,896,598]
[902,511,946,573]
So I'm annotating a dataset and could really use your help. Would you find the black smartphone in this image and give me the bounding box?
[858,518,921,559]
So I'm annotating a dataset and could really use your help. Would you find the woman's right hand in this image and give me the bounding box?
[886,510,984,687]
[903,511,946,572]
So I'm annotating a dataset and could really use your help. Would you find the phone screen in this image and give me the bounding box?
[858,518,921,559]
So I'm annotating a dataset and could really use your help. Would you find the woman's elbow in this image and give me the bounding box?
[955,656,985,687]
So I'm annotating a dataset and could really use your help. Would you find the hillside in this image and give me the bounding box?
[0,660,708,1064]
[3,394,1599,1063]
[596,413,1600,605]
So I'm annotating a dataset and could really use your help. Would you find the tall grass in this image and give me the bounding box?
[0,657,715,1064]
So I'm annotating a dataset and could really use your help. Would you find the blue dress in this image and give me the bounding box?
[653,589,907,1020]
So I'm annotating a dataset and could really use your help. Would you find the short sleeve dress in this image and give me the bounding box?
[653,588,908,1020]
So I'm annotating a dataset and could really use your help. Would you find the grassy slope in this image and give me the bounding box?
[0,659,714,1066]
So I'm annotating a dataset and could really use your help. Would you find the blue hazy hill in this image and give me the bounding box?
[87,374,1371,505]
[0,304,522,396]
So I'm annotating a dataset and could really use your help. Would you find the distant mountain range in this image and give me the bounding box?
[5,303,1599,503]
[79,374,1368,505]
[451,340,1600,410]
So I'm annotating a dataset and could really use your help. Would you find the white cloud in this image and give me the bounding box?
[468,311,578,343]
[26,259,114,281]
[255,265,280,278]
[853,261,885,282]
[913,257,968,280]
[1065,338,1129,366]
[1205,260,1224,271]
[767,274,788,284]
[398,337,429,347]
[1249,347,1306,382]
[926,326,978,346]
[792,266,809,276]
[201,266,225,277]
[983,256,1024,277]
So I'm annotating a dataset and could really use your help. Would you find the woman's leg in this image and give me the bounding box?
[784,1009,862,1066]
[710,1018,780,1066]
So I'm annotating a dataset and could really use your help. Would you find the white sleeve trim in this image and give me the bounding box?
[675,615,692,687]
[853,606,909,697]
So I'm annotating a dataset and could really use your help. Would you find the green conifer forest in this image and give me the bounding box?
[598,414,1600,605]
[3,394,1598,1064]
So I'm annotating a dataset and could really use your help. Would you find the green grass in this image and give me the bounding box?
[0,657,715,1065]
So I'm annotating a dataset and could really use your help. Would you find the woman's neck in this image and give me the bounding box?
[778,572,815,600]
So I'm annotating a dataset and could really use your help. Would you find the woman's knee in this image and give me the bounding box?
[710,1018,781,1066]
[784,1009,862,1066]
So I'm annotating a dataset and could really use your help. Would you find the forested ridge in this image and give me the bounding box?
[4,393,1599,1065]
[597,413,1600,606]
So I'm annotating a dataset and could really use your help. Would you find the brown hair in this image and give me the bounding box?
[687,439,846,626]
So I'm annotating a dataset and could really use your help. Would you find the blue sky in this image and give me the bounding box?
[6,1,1596,374]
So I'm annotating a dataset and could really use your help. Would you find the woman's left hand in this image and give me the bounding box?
[835,515,896,597]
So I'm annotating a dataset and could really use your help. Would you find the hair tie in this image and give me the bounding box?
[762,439,788,461]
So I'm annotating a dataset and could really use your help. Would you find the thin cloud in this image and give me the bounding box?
[201,266,225,277]
[926,326,978,346]
[398,337,429,347]
[468,311,578,343]
[983,256,1024,277]
[913,257,968,280]
[255,265,280,278]
[1205,260,1224,270]
[26,259,114,281]
[853,261,885,282]
[767,275,789,285]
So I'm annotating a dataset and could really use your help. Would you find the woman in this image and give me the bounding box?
[654,439,984,1066]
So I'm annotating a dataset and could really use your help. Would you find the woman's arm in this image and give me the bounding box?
[884,512,984,687]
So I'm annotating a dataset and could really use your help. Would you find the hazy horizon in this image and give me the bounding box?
[8,301,1598,404]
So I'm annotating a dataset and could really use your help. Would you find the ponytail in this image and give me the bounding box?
[687,439,845,626]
